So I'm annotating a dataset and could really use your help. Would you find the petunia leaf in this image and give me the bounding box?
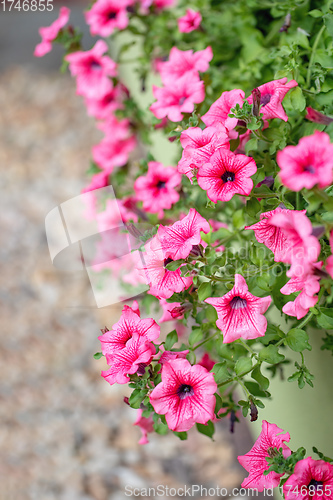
[288,87,306,112]
[235,357,253,376]
[259,345,285,364]
[173,431,188,440]
[285,329,312,352]
[164,330,178,350]
[93,352,103,360]
[317,307,333,329]
[196,420,215,439]
[197,281,212,301]
[189,328,203,346]
[211,361,231,384]
[251,365,270,390]
[165,259,184,271]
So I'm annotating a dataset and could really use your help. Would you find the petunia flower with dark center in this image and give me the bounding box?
[197,148,257,203]
[150,358,217,432]
[205,274,271,343]
[221,171,235,183]
[283,457,333,500]
[177,384,194,399]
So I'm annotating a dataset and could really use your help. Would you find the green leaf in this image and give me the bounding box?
[173,431,188,440]
[165,259,183,271]
[212,361,230,384]
[164,330,178,350]
[324,13,333,39]
[214,393,223,414]
[196,420,215,439]
[198,281,212,301]
[309,9,323,18]
[154,420,169,435]
[93,352,103,360]
[232,209,245,229]
[251,365,270,390]
[189,328,203,347]
[317,308,333,329]
[244,381,269,398]
[206,304,218,322]
[285,329,312,352]
[246,197,261,218]
[245,137,258,155]
[288,87,306,112]
[259,345,285,364]
[235,357,253,376]
[129,389,146,409]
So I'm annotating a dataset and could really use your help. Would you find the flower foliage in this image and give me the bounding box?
[36,0,333,491]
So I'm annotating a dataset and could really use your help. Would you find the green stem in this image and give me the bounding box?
[238,378,251,399]
[306,24,326,88]
[217,361,260,387]
[252,130,274,143]
[296,191,300,211]
[192,331,219,351]
[237,338,256,356]
[205,275,232,283]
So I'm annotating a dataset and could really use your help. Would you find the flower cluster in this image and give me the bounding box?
[239,421,333,499]
[36,0,333,484]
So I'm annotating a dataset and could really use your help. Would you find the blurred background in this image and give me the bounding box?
[0,2,255,499]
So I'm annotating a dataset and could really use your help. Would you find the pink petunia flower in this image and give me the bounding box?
[177,125,230,181]
[84,85,126,120]
[65,40,117,99]
[134,161,181,218]
[283,458,333,500]
[197,148,257,203]
[133,409,154,445]
[205,274,271,343]
[98,304,160,364]
[150,358,217,432]
[277,131,333,191]
[326,231,333,279]
[245,208,306,263]
[269,210,321,278]
[137,235,193,299]
[150,72,205,122]
[178,9,202,33]
[157,208,210,260]
[238,420,291,491]
[198,353,215,372]
[82,171,109,194]
[305,107,333,125]
[34,6,70,57]
[159,350,189,365]
[85,0,133,37]
[101,333,155,385]
[157,47,212,85]
[92,117,136,173]
[247,78,298,122]
[201,89,245,132]
[153,0,177,9]
[280,263,322,319]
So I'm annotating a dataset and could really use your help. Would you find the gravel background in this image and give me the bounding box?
[0,6,256,500]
